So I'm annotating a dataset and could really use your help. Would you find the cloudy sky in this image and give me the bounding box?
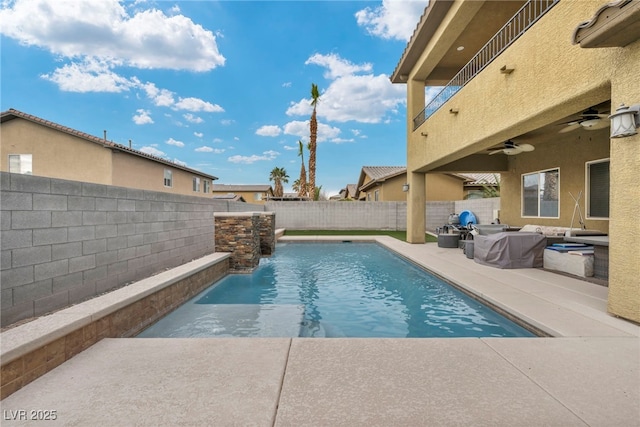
[0,0,428,196]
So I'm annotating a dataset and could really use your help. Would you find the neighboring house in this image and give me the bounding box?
[356,167,407,201]
[212,194,246,202]
[391,0,639,323]
[461,173,500,199]
[211,184,273,204]
[338,184,358,200]
[0,109,218,197]
[355,166,475,202]
[269,192,312,201]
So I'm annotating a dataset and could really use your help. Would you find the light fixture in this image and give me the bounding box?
[402,183,410,192]
[500,65,514,74]
[609,103,640,138]
[449,108,459,114]
[456,46,464,51]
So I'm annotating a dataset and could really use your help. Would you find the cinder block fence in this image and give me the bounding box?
[0,172,263,327]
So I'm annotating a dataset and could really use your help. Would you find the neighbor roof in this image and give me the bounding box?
[459,173,500,186]
[1,108,218,181]
[357,166,406,195]
[212,184,273,193]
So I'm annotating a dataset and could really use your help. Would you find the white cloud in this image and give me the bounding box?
[196,146,226,154]
[0,0,225,71]
[283,145,298,151]
[282,82,292,88]
[132,109,153,124]
[228,150,279,164]
[331,138,355,144]
[212,137,223,143]
[194,132,203,138]
[256,125,282,137]
[141,82,175,106]
[166,137,185,147]
[286,53,406,124]
[184,113,204,123]
[41,58,135,93]
[140,146,165,157]
[172,158,187,167]
[305,53,372,79]
[283,120,341,143]
[174,97,224,113]
[220,119,234,126]
[355,0,428,42]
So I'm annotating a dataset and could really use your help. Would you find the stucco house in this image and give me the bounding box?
[355,166,495,202]
[391,0,639,323]
[1,109,218,197]
[211,184,274,204]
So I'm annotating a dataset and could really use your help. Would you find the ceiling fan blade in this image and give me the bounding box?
[504,147,522,155]
[518,143,535,152]
[582,119,609,130]
[488,149,502,155]
[559,123,579,133]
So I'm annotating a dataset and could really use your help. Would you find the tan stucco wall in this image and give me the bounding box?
[499,127,610,232]
[404,0,639,322]
[1,119,112,184]
[425,173,464,201]
[111,152,213,198]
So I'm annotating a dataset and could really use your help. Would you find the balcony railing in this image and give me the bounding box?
[413,0,559,130]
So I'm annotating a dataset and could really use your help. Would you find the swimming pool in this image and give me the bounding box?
[137,242,535,338]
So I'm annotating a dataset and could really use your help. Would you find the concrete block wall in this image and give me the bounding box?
[266,201,407,230]
[266,199,499,232]
[454,198,501,225]
[0,172,263,327]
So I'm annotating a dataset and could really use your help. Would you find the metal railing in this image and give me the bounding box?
[413,0,559,130]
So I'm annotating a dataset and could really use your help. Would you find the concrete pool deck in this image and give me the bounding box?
[1,236,638,426]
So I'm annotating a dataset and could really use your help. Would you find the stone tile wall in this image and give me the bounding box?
[258,212,276,256]
[214,213,262,272]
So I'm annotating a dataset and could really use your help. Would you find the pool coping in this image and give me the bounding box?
[0,252,230,398]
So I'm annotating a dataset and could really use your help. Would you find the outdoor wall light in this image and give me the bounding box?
[609,103,640,138]
[402,183,410,192]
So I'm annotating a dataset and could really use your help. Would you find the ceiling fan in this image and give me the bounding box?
[488,140,535,155]
[559,107,609,133]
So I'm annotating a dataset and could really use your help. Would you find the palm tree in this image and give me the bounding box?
[269,167,289,198]
[297,140,308,197]
[308,83,320,199]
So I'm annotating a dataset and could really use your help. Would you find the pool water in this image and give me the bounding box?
[137,242,535,338]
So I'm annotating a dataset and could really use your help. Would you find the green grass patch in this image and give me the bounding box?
[283,229,437,243]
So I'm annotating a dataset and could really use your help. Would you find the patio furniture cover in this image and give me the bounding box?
[474,232,547,269]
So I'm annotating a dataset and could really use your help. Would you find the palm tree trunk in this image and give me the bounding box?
[309,108,317,198]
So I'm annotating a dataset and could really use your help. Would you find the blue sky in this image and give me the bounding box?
[0,0,428,197]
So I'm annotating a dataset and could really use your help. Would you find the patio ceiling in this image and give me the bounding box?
[392,0,527,84]
[427,100,612,174]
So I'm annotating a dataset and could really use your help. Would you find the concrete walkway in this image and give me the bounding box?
[2,237,638,426]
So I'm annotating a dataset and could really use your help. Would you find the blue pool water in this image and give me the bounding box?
[138,243,535,338]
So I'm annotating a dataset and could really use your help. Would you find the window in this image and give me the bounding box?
[587,159,609,219]
[203,180,210,194]
[8,154,32,175]
[193,177,200,192]
[254,193,263,201]
[522,168,559,218]
[374,190,380,201]
[164,169,173,187]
